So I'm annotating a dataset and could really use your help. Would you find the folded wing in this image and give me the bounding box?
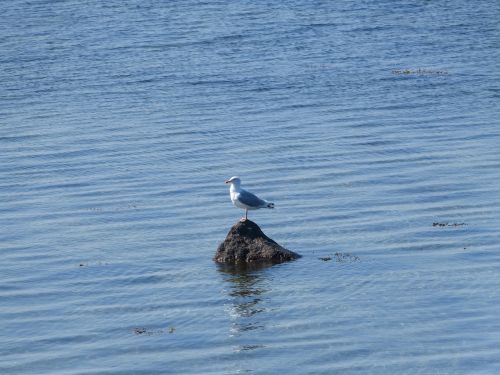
[238,189,266,208]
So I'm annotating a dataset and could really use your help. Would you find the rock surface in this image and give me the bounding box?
[214,220,301,264]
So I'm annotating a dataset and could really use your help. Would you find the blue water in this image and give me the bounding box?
[1,1,500,374]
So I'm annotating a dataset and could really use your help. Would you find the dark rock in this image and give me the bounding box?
[214,220,301,264]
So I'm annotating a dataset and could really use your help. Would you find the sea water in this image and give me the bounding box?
[1,1,500,374]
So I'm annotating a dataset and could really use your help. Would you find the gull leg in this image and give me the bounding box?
[240,209,248,222]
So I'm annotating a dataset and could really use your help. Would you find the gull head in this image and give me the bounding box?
[225,176,241,186]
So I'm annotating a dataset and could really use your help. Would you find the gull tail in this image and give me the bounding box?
[266,202,275,209]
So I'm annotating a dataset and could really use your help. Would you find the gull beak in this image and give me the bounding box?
[225,180,230,184]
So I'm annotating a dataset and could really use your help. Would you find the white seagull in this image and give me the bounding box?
[225,176,274,221]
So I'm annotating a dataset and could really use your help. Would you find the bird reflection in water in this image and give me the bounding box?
[217,262,273,352]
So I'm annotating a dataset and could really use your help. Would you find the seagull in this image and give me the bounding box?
[225,176,274,222]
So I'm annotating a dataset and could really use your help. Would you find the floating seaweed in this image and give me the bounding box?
[318,253,360,263]
[432,222,467,227]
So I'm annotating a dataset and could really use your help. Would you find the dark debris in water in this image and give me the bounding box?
[87,204,139,212]
[132,327,175,336]
[318,252,360,263]
[433,222,467,227]
[334,252,360,262]
[237,344,264,352]
[78,261,109,267]
[392,68,448,75]
[133,327,147,335]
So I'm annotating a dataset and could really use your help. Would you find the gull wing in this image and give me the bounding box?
[238,189,266,208]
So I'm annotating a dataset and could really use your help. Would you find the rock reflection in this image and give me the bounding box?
[217,262,272,351]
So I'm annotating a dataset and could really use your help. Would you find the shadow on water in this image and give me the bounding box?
[216,262,274,352]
